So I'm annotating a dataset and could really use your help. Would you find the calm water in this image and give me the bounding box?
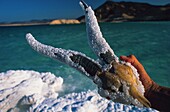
[0,22,170,95]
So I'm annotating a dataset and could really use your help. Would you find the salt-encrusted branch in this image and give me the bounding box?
[26,33,102,79]
[80,0,118,64]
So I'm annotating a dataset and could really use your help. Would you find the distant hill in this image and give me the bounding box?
[50,19,80,25]
[77,1,170,22]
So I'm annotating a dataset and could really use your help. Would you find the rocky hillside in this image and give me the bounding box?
[77,1,170,22]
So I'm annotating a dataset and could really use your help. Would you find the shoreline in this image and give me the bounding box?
[0,20,170,27]
[0,19,80,27]
[0,23,50,27]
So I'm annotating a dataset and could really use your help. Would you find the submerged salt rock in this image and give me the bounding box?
[0,70,63,112]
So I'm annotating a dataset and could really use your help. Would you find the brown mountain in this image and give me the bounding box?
[77,1,170,22]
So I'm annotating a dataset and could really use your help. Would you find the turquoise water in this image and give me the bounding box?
[0,22,170,95]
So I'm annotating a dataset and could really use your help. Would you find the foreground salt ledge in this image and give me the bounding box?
[35,91,157,112]
[0,70,63,112]
[0,70,158,112]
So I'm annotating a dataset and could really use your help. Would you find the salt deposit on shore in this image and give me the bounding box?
[0,70,158,112]
[0,70,63,111]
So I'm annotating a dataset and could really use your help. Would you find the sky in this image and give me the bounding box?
[0,0,170,22]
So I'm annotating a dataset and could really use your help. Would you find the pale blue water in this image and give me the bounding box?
[0,22,170,95]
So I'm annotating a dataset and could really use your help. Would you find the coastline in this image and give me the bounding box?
[0,19,80,27]
[1,20,170,27]
[0,23,50,27]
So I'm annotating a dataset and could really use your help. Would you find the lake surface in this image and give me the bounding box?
[0,22,170,95]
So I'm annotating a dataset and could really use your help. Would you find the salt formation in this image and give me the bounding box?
[26,31,149,107]
[80,1,119,63]
[0,70,63,112]
[26,33,102,79]
[26,1,150,108]
[79,0,149,107]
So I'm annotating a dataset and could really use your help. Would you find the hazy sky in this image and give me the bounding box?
[0,0,169,22]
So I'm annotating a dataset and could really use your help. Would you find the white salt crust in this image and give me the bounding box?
[0,70,158,112]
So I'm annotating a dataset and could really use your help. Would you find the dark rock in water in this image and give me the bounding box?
[77,1,170,22]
